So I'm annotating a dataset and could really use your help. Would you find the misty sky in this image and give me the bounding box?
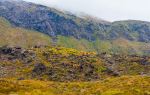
[24,0,150,22]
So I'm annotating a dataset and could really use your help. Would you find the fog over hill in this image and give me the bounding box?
[23,0,150,22]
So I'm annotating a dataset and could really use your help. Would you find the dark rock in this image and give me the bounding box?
[17,77,25,80]
[106,68,120,76]
[1,47,13,54]
[32,63,47,75]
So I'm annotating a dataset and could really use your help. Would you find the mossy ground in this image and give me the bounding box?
[0,76,149,95]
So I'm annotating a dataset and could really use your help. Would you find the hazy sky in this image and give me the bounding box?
[24,0,150,21]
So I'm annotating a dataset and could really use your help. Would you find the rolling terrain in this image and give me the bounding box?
[0,0,150,95]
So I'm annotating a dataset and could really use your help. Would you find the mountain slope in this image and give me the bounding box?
[109,20,150,42]
[1,16,150,55]
[1,0,150,43]
[0,17,51,47]
[0,0,110,41]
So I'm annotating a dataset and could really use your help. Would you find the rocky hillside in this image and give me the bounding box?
[0,46,149,94]
[1,0,150,42]
[0,46,149,81]
[0,46,105,82]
